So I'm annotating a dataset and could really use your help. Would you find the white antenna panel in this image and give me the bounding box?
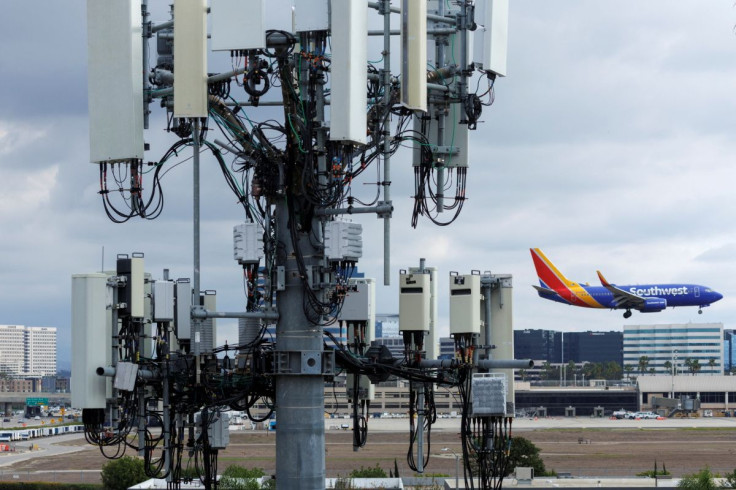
[473,0,508,76]
[294,0,329,32]
[211,0,266,51]
[71,273,112,409]
[174,0,208,118]
[86,0,144,163]
[329,0,367,145]
[400,0,427,112]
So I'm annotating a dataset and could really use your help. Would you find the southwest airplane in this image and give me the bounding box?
[530,248,723,318]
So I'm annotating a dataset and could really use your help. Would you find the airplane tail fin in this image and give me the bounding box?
[596,270,611,287]
[530,248,577,290]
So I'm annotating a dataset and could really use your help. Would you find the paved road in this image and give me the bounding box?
[0,433,90,468]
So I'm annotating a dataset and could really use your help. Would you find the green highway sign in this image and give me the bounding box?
[26,397,48,407]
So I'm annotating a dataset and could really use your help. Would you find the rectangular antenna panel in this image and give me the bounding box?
[211,0,266,51]
[174,0,208,117]
[130,256,145,318]
[200,292,217,353]
[294,0,329,32]
[473,0,508,76]
[153,281,175,322]
[330,0,368,145]
[450,274,481,334]
[87,0,144,163]
[400,0,427,111]
[399,272,431,332]
[71,274,112,409]
[175,280,192,340]
[329,0,367,145]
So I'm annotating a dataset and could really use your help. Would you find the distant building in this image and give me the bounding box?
[724,330,736,373]
[514,329,562,364]
[375,314,399,338]
[439,337,454,360]
[0,325,57,377]
[0,378,41,393]
[373,337,404,360]
[624,323,723,375]
[563,331,623,365]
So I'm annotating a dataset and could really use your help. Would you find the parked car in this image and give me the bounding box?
[632,411,658,419]
[612,409,629,419]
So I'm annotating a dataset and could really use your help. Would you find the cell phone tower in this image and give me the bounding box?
[80,1,516,489]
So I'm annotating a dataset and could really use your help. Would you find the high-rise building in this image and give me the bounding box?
[724,330,736,373]
[623,323,723,375]
[563,331,622,365]
[514,329,562,363]
[0,325,57,377]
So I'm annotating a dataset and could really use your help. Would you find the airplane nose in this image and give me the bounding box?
[714,291,724,302]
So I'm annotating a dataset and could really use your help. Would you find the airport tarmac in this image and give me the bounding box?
[320,414,736,432]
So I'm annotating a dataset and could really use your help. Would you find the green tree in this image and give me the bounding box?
[506,436,550,477]
[101,456,148,490]
[685,358,694,374]
[602,361,621,380]
[624,364,635,380]
[638,356,650,375]
[541,361,558,381]
[663,360,672,374]
[708,358,716,373]
[677,466,717,489]
[691,359,702,375]
[219,466,267,490]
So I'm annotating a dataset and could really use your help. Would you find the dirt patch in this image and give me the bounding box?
[2,427,735,484]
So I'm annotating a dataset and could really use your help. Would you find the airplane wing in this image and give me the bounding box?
[532,285,561,298]
[596,270,646,309]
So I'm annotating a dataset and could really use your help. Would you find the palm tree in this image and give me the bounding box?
[638,356,650,375]
[624,364,635,380]
[663,360,672,374]
[684,358,694,374]
[691,359,701,375]
[708,358,716,374]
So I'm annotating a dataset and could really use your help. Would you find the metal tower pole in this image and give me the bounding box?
[273,199,326,489]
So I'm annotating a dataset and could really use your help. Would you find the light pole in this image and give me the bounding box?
[671,350,678,399]
[442,447,460,489]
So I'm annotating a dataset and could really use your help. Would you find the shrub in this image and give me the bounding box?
[349,463,387,478]
[677,466,718,490]
[218,465,266,490]
[100,456,147,490]
[724,468,736,488]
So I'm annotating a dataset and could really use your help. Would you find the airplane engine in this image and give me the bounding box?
[640,298,667,312]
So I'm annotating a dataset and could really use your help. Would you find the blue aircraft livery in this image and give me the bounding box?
[530,248,723,319]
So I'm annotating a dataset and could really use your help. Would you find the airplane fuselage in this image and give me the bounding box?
[541,283,721,311]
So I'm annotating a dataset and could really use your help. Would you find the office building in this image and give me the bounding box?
[724,330,736,373]
[563,331,623,365]
[0,325,57,377]
[623,323,723,375]
[514,329,562,363]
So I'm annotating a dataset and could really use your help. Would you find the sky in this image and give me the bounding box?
[1,1,736,370]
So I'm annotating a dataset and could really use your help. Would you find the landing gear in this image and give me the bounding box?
[623,310,632,319]
[698,309,703,314]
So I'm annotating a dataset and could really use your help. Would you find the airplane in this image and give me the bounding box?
[530,248,723,318]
